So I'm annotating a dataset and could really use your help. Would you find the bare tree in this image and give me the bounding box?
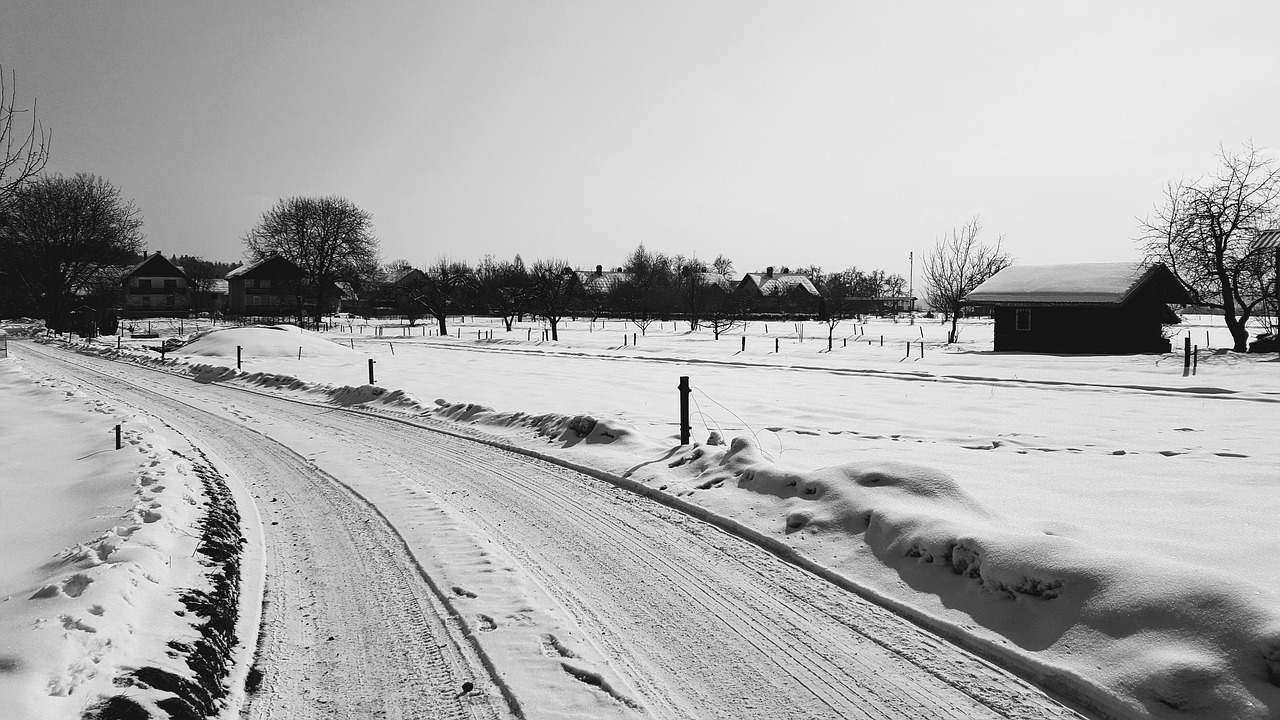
[0,66,51,204]
[476,254,528,331]
[819,269,859,350]
[411,257,473,335]
[619,243,673,335]
[1139,143,1280,351]
[244,196,380,327]
[0,173,144,329]
[922,217,1012,343]
[526,259,578,340]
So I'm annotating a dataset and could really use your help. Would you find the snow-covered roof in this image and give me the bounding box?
[576,270,632,294]
[965,262,1187,306]
[122,252,188,280]
[740,273,820,297]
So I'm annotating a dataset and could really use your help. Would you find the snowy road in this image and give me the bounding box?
[17,341,1088,720]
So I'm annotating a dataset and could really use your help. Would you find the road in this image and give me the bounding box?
[16,341,1089,720]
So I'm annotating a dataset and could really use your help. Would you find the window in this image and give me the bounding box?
[260,279,272,289]
[165,294,175,306]
[1015,309,1031,331]
[137,279,151,289]
[164,279,177,290]
[142,295,151,306]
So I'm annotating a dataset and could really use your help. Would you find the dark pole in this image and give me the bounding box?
[1184,335,1191,377]
[368,358,376,384]
[115,424,122,450]
[236,346,242,370]
[678,376,691,445]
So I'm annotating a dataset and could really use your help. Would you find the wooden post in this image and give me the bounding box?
[880,335,883,347]
[741,336,746,352]
[906,341,911,358]
[236,346,242,370]
[1183,336,1191,377]
[919,326,924,338]
[633,332,637,345]
[919,340,924,358]
[678,376,691,445]
[117,335,121,350]
[624,334,628,347]
[116,424,122,450]
[350,339,354,349]
[1193,345,1199,375]
[368,358,376,384]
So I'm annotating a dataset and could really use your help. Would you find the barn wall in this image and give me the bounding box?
[993,304,1172,353]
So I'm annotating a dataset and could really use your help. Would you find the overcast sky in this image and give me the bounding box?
[4,2,1278,281]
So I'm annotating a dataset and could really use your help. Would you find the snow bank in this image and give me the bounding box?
[0,358,243,719]
[662,438,1280,720]
[180,324,354,359]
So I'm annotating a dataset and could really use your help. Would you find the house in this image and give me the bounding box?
[736,267,821,316]
[964,261,1191,353]
[575,266,633,296]
[120,252,191,317]
[225,256,304,317]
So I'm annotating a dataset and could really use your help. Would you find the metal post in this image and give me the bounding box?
[368,358,376,384]
[678,376,691,445]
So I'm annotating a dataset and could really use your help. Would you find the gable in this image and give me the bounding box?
[124,253,188,280]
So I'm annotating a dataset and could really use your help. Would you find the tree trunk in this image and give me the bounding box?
[949,306,960,344]
[828,325,834,351]
[549,319,559,341]
[436,314,448,336]
[1224,312,1250,352]
[503,316,514,331]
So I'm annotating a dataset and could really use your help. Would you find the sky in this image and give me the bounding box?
[3,2,1278,282]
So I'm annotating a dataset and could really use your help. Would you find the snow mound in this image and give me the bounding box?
[180,325,354,359]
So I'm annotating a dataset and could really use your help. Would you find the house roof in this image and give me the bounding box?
[576,270,632,294]
[740,273,820,297]
[965,261,1190,306]
[226,255,303,280]
[1251,229,1280,251]
[123,252,188,280]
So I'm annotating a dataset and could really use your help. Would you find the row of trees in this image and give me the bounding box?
[371,245,911,345]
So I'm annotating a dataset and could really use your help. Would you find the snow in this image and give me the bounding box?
[0,354,218,718]
[9,315,1280,719]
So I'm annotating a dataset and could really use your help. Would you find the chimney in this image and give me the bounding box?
[766,266,774,277]
[596,264,603,276]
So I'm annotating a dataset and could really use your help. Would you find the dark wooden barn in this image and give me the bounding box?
[964,262,1191,354]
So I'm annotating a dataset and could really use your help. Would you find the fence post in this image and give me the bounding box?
[906,341,910,358]
[236,346,242,370]
[633,332,637,345]
[919,340,924,358]
[741,336,746,352]
[1183,336,1191,377]
[368,358,376,384]
[1193,344,1199,375]
[775,337,779,353]
[115,424,122,450]
[678,376,691,445]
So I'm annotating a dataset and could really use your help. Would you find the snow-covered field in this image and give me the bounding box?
[5,314,1279,719]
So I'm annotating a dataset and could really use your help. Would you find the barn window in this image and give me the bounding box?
[1015,309,1031,331]
[164,279,177,290]
[137,278,151,289]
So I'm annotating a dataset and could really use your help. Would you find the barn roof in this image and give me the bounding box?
[965,261,1190,306]
[576,269,632,294]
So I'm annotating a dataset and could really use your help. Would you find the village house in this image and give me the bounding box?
[964,261,1190,353]
[225,256,304,317]
[735,267,821,317]
[120,252,191,317]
